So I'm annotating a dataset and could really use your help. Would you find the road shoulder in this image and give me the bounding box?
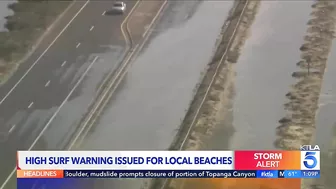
[127,0,166,44]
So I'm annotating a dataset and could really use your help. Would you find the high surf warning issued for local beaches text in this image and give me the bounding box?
[16,149,320,180]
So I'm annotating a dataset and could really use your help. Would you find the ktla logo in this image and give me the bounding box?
[300,151,320,170]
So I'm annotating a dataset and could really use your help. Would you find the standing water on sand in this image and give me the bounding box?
[315,36,336,189]
[219,1,313,150]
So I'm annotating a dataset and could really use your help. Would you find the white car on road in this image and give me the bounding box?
[111,1,126,14]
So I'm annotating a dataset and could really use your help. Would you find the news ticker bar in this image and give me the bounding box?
[17,170,320,179]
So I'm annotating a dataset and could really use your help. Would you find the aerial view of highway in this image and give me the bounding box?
[0,0,335,189]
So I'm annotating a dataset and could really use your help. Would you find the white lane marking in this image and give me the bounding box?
[45,80,50,87]
[76,43,81,48]
[142,27,149,38]
[0,56,98,189]
[90,25,94,31]
[159,1,248,189]
[179,2,247,150]
[91,0,142,105]
[61,60,67,67]
[70,1,143,148]
[0,0,90,106]
[70,0,168,149]
[102,11,106,15]
[68,46,139,149]
[8,125,15,133]
[28,102,34,109]
[120,0,142,48]
[142,1,167,38]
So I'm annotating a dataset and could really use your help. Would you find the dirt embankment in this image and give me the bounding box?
[273,1,336,189]
[275,0,336,151]
[168,0,260,152]
[146,0,260,189]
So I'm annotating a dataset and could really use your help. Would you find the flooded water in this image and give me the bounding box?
[210,1,314,150]
[80,0,233,151]
[316,41,336,151]
[78,1,234,189]
[315,39,336,189]
[187,2,315,189]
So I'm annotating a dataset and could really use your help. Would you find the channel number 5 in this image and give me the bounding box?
[303,152,317,169]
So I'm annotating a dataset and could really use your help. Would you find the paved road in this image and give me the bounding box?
[78,1,233,189]
[0,0,137,187]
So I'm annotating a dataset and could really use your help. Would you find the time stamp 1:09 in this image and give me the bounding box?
[301,170,320,177]
[281,170,320,178]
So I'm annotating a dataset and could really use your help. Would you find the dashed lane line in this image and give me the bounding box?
[0,0,90,106]
[0,55,99,189]
[27,102,34,109]
[61,61,67,67]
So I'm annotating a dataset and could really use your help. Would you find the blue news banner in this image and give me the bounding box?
[19,170,321,179]
[17,170,320,189]
[60,170,320,178]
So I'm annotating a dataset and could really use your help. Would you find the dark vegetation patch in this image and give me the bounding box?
[0,0,71,81]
